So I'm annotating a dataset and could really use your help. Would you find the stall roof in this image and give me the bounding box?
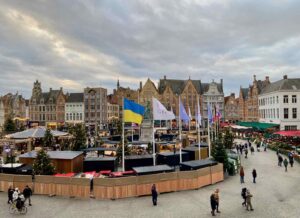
[180,159,218,168]
[125,154,152,160]
[133,165,173,174]
[237,122,279,130]
[82,147,117,152]
[273,130,300,137]
[84,157,117,161]
[158,151,188,156]
[19,151,83,160]
[6,126,69,139]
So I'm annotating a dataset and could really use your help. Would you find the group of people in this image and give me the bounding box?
[241,188,254,211]
[239,166,257,184]
[235,143,255,158]
[8,185,32,210]
[277,149,295,172]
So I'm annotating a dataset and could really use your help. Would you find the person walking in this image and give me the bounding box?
[245,149,248,159]
[278,155,283,167]
[214,189,221,213]
[289,155,294,167]
[23,185,32,206]
[252,169,257,183]
[283,158,288,172]
[241,187,247,207]
[210,192,217,216]
[7,186,14,204]
[240,145,243,155]
[240,166,245,183]
[276,148,280,156]
[250,146,254,154]
[246,189,254,211]
[151,184,158,206]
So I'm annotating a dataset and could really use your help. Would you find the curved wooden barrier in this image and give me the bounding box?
[0,174,14,192]
[0,163,224,200]
[34,176,55,196]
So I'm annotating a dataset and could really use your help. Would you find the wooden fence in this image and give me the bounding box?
[0,163,224,200]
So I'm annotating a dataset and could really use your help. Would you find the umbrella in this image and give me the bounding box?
[6,126,69,139]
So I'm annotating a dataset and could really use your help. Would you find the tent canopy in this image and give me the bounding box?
[6,126,69,139]
[237,122,279,131]
[273,131,300,137]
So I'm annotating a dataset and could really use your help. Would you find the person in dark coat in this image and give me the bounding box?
[250,146,254,154]
[289,155,294,167]
[23,185,32,206]
[278,155,283,167]
[252,169,257,183]
[214,189,220,213]
[210,192,217,216]
[245,149,248,159]
[151,184,158,206]
[240,166,245,183]
[283,158,288,172]
[7,186,14,204]
[241,187,247,206]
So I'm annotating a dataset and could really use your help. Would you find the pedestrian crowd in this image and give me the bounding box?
[7,185,32,210]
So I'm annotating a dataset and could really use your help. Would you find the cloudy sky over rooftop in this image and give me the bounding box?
[1,0,300,98]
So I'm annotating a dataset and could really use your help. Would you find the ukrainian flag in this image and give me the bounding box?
[123,98,145,124]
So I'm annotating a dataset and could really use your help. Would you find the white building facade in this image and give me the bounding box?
[259,75,300,130]
[107,103,119,123]
[65,93,84,124]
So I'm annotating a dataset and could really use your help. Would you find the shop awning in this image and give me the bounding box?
[237,122,279,131]
[6,126,69,139]
[273,131,300,137]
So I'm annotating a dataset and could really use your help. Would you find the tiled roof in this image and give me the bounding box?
[158,78,223,95]
[66,93,83,103]
[261,78,300,94]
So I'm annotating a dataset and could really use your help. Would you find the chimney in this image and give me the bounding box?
[283,75,288,80]
[164,75,166,80]
[50,87,52,92]
[140,81,143,90]
[60,87,63,92]
[231,93,235,98]
[220,78,223,85]
[253,75,256,81]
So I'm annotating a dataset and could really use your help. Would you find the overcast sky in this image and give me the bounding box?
[1,0,300,98]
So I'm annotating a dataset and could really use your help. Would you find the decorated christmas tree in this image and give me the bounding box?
[33,149,55,175]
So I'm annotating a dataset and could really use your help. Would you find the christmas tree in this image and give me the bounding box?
[33,149,55,175]
[212,135,229,171]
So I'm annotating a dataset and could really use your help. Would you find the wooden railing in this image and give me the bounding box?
[0,163,224,200]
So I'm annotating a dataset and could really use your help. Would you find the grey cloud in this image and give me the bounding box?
[0,0,300,98]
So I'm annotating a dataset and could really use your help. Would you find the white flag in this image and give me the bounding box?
[188,106,192,119]
[196,98,202,126]
[152,97,175,120]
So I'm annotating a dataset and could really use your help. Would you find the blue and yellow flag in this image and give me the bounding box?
[123,98,145,124]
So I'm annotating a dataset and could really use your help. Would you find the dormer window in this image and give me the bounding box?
[49,98,53,104]
[40,98,44,104]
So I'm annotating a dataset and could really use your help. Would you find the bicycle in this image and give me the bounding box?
[9,201,27,215]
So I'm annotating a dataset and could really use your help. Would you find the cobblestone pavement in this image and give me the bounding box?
[1,139,299,218]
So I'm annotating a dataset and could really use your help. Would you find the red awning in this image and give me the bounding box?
[274,131,300,137]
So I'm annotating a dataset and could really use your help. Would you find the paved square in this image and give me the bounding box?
[1,140,299,218]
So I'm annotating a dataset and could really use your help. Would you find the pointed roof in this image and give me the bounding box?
[261,78,300,94]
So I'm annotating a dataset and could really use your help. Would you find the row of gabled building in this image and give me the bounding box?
[1,74,300,131]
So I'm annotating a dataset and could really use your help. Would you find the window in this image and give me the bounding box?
[293,108,297,119]
[66,113,69,120]
[277,108,279,119]
[283,95,288,103]
[284,108,289,119]
[285,125,297,131]
[292,95,297,103]
[276,96,279,103]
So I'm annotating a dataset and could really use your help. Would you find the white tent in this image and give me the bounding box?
[6,126,69,139]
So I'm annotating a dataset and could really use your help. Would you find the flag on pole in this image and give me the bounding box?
[196,98,202,127]
[152,97,175,120]
[207,103,214,125]
[123,98,145,124]
[216,104,222,120]
[188,106,192,120]
[179,99,190,123]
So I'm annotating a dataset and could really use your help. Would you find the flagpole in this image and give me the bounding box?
[152,118,156,166]
[122,98,125,172]
[207,102,211,158]
[197,98,201,160]
[131,123,134,142]
[179,96,182,163]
